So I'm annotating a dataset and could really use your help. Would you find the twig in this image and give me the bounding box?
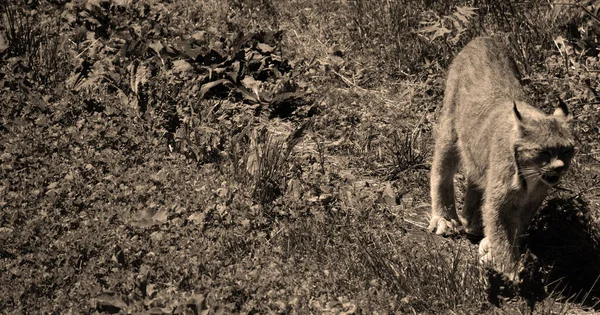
[75,38,99,59]
[404,218,428,230]
[331,69,368,92]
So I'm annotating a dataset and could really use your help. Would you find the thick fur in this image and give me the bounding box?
[429,36,575,280]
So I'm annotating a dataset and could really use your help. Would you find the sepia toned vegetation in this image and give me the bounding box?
[1,0,600,313]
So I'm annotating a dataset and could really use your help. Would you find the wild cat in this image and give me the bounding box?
[428,36,576,280]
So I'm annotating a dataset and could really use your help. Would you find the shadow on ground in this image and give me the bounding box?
[525,195,600,308]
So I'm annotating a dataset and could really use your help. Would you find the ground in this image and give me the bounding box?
[1,0,600,314]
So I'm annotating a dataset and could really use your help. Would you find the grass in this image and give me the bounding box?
[1,0,600,313]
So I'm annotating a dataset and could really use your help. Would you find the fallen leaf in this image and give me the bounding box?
[148,41,164,55]
[256,43,274,54]
[192,31,206,41]
[92,292,128,314]
[186,294,209,315]
[0,33,8,53]
[172,60,192,74]
[241,76,261,91]
[383,184,398,206]
[152,208,168,223]
[199,79,232,98]
[146,283,157,298]
[187,212,205,226]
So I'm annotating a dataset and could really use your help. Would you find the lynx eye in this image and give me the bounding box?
[539,150,551,159]
[535,150,553,164]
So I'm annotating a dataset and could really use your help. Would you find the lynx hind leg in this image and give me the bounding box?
[459,180,484,238]
[429,119,461,235]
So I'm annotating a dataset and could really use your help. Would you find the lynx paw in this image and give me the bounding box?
[478,237,491,263]
[479,238,519,282]
[428,215,462,236]
[463,225,483,239]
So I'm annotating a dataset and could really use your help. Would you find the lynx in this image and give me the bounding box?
[428,36,575,280]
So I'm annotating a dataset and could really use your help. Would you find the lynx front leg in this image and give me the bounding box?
[479,196,522,281]
[428,121,461,235]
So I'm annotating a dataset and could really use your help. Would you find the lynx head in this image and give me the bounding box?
[512,100,576,187]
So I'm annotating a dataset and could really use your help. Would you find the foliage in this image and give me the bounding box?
[417,5,478,44]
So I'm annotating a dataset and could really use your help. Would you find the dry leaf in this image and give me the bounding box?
[187,212,205,226]
[199,79,231,98]
[172,60,193,74]
[92,292,128,313]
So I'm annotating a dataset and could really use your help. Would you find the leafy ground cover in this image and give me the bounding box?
[1,0,600,313]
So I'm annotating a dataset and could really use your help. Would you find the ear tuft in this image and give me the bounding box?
[554,97,570,118]
[513,101,523,122]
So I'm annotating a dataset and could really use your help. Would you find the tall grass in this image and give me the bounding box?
[1,3,67,85]
[347,0,582,78]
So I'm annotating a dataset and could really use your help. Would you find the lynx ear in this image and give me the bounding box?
[553,97,570,119]
[513,101,523,122]
[513,101,526,137]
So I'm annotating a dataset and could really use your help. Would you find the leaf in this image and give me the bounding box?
[199,79,232,98]
[454,6,477,24]
[192,31,206,41]
[152,208,168,223]
[92,292,128,314]
[187,212,205,226]
[128,61,150,95]
[172,60,193,74]
[241,76,261,96]
[225,61,241,83]
[148,41,164,55]
[256,43,274,54]
[0,33,7,53]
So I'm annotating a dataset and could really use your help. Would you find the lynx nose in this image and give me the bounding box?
[550,159,565,173]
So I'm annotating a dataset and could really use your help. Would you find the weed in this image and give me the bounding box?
[386,130,428,179]
[348,0,473,76]
[1,4,67,86]
[2,4,39,58]
[245,122,309,205]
